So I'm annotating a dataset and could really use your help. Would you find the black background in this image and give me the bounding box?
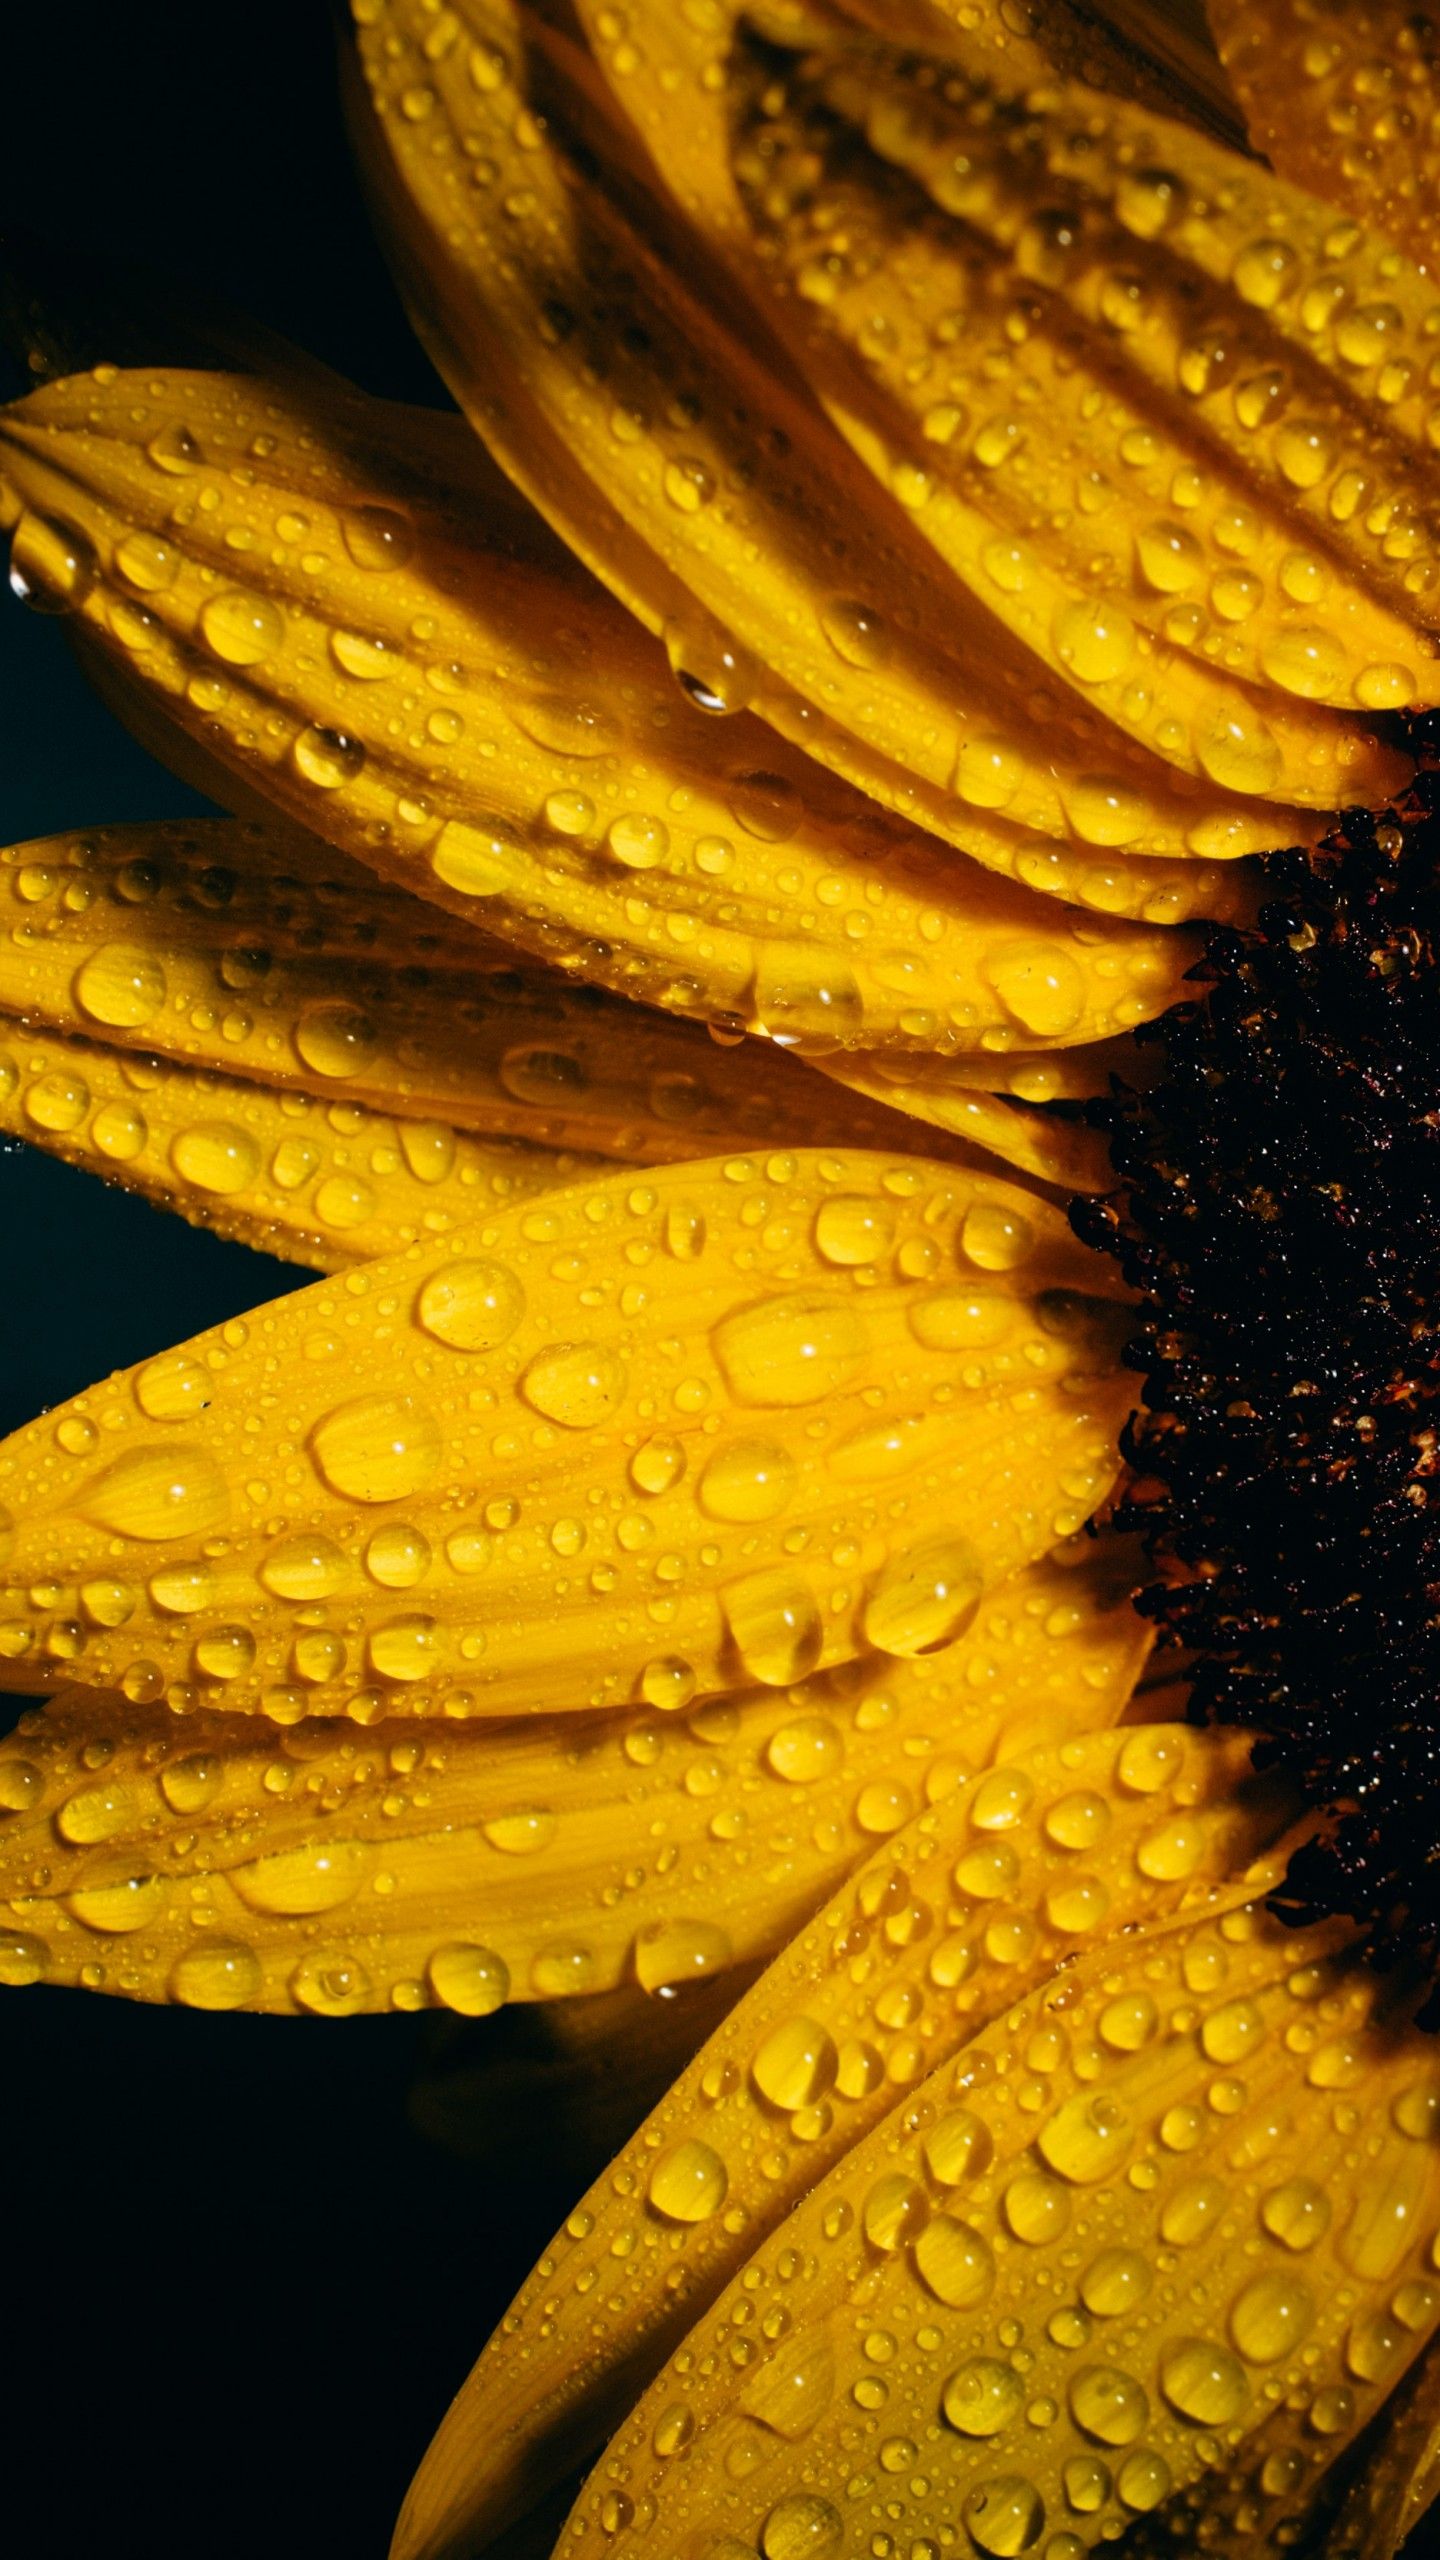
[0,7,647,2555]
[4,7,1440,2558]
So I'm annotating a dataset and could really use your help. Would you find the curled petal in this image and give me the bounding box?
[0,369,1191,1042]
[0,1015,593,1270]
[552,1893,1440,2560]
[0,1148,1133,1718]
[393,1721,1287,2560]
[0,1545,1145,2013]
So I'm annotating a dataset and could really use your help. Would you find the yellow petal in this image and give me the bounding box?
[0,1014,592,1270]
[824,28,1440,662]
[0,1147,1132,1719]
[549,1892,1440,2560]
[0,367,1191,1041]
[816,1055,1116,1194]
[1322,2330,1440,2559]
[722,39,1438,737]
[0,820,968,1166]
[392,1721,1286,2560]
[0,1543,1145,2013]
[1209,0,1440,278]
[350,0,1330,868]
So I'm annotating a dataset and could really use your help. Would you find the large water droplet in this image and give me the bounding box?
[863,1536,984,1657]
[73,944,166,1029]
[722,1567,822,1685]
[647,2137,728,2222]
[713,1292,865,1406]
[519,1343,626,1429]
[310,1394,443,1503]
[78,1444,229,1541]
[417,1258,525,1352]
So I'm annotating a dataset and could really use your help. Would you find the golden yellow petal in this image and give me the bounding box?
[815,1055,1116,1194]
[0,371,1191,1043]
[350,0,1334,866]
[0,1148,1133,1718]
[722,42,1438,737]
[0,1014,594,1270]
[392,1721,1285,2560]
[825,31,1440,664]
[551,1893,1440,2560]
[0,820,967,1165]
[1209,0,1440,278]
[0,1544,1145,2014]
[1321,2330,1440,2559]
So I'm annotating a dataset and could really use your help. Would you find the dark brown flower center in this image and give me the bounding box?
[1074,724,1440,2003]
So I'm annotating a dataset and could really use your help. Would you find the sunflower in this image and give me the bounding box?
[3,1,1440,2554]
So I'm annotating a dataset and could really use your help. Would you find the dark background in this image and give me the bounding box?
[5,7,1440,2559]
[0,8,654,2555]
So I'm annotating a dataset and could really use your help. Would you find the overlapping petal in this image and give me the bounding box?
[351,0,1334,895]
[0,1014,593,1269]
[0,1147,1132,1720]
[0,819,969,1168]
[0,367,1193,1052]
[397,1719,1279,2560]
[0,1542,1146,2013]
[1209,0,1440,278]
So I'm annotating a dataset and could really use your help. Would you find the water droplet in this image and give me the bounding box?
[1229,2273,1313,2365]
[134,1353,211,1422]
[752,946,863,1048]
[342,505,415,570]
[1067,2365,1149,2446]
[913,2214,996,2307]
[330,628,396,680]
[647,2137,728,2222]
[292,726,366,790]
[417,1258,525,1352]
[698,1437,796,1521]
[1079,2249,1151,2318]
[983,946,1087,1039]
[639,1654,697,1712]
[171,1121,261,1194]
[78,1444,228,1541]
[234,1841,372,1917]
[73,944,166,1029]
[713,1292,866,1405]
[520,1343,626,1429]
[430,819,520,898]
[760,2497,843,2560]
[1159,2336,1249,2424]
[159,1752,222,1814]
[634,1917,732,1995]
[310,1393,443,1503]
[765,1715,843,1782]
[428,1942,510,2015]
[259,1533,351,1600]
[200,589,284,664]
[67,1875,168,1934]
[722,1566,822,1685]
[293,1002,378,1080]
[813,1195,896,1266]
[290,1949,372,2015]
[942,2359,1023,2438]
[0,1933,48,1986]
[741,2336,835,2439]
[819,596,890,669]
[962,2475,1045,2556]
[924,2107,994,2186]
[57,1780,136,1845]
[369,1613,438,1682]
[961,1203,1033,1272]
[606,812,668,870]
[9,512,96,613]
[1037,2094,1131,2185]
[751,2015,839,2110]
[629,1435,685,1497]
[863,1536,984,1657]
[147,421,203,474]
[170,1941,263,2010]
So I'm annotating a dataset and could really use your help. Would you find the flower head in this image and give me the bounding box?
[4,4,1440,2558]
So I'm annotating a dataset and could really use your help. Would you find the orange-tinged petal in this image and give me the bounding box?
[0,1014,595,1270]
[552,1894,1440,2560]
[1209,0,1440,279]
[0,1148,1133,1718]
[0,371,1192,1042]
[351,0,1332,867]
[0,821,971,1166]
[393,1722,1285,2560]
[0,1544,1145,2014]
